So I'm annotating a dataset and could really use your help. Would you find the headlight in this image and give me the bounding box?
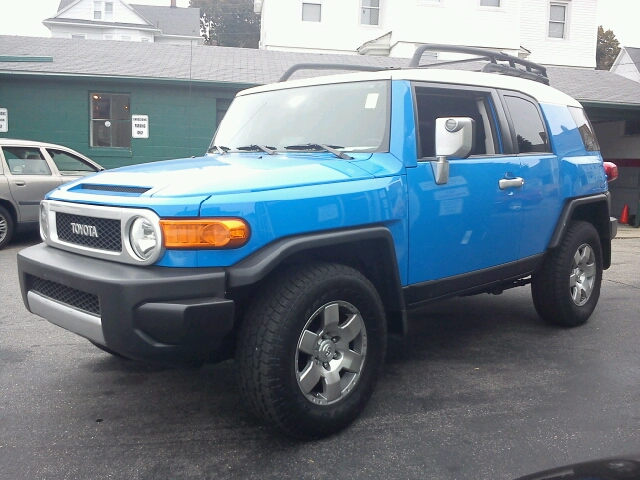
[40,202,49,240]
[129,216,158,260]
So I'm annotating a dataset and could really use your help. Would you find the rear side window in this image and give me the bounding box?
[47,149,98,175]
[503,95,551,154]
[568,106,600,151]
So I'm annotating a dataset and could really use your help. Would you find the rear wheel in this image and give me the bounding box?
[236,262,386,439]
[0,205,14,250]
[532,221,603,327]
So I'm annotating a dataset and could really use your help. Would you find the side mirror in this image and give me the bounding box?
[432,117,475,185]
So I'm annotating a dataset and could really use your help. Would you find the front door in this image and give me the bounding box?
[406,85,524,287]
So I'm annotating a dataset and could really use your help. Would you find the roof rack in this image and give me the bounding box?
[279,63,389,82]
[409,44,549,85]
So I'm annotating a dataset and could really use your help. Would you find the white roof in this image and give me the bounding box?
[239,68,581,107]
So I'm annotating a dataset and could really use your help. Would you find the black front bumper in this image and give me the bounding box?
[18,243,235,367]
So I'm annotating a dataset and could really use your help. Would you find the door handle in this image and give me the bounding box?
[499,177,525,190]
[13,180,26,186]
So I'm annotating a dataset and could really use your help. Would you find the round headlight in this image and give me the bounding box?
[129,216,158,260]
[40,203,49,240]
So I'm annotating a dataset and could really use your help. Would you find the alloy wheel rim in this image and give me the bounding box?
[570,243,596,306]
[0,215,7,243]
[295,301,367,406]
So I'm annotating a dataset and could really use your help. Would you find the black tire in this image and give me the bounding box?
[0,205,15,250]
[236,262,387,439]
[89,341,131,360]
[531,221,603,327]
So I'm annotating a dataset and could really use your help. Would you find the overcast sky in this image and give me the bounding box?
[0,0,639,48]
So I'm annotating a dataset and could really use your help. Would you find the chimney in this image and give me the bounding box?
[170,0,176,7]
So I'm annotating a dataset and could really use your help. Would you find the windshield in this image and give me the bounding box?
[211,80,390,154]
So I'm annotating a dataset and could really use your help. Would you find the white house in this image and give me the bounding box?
[255,0,598,68]
[611,46,640,83]
[43,0,203,45]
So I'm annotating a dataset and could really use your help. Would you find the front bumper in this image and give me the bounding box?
[18,243,235,366]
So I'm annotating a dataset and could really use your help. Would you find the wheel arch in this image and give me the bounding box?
[0,198,18,225]
[548,193,613,269]
[226,225,407,336]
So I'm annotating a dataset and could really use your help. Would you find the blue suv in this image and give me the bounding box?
[17,46,617,439]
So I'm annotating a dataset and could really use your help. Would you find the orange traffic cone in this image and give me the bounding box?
[621,204,629,224]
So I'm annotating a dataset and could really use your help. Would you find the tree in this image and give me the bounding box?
[189,0,260,48]
[596,25,621,70]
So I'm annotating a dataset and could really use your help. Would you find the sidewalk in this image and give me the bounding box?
[615,223,640,239]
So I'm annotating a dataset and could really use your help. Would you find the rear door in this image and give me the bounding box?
[1,146,62,223]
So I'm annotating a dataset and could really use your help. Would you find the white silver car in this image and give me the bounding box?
[0,138,104,249]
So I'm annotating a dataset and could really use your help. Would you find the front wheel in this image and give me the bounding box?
[531,221,603,327]
[236,262,387,439]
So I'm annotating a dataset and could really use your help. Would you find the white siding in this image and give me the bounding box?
[520,0,597,67]
[259,0,597,67]
[611,50,640,83]
[58,0,147,25]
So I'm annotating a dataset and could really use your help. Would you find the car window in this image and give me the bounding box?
[414,87,499,159]
[568,106,600,152]
[503,95,551,154]
[2,147,52,175]
[47,149,98,175]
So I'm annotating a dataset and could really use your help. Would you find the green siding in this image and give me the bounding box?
[0,76,244,169]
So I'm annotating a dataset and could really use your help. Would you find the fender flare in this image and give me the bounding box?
[226,225,408,334]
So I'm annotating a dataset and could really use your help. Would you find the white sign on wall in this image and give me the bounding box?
[132,115,149,139]
[0,108,8,133]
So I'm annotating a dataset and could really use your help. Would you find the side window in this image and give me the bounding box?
[2,147,51,175]
[47,149,99,175]
[503,95,551,154]
[568,106,600,151]
[91,93,131,148]
[414,87,498,158]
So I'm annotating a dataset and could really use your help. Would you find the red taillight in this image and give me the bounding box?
[604,162,618,182]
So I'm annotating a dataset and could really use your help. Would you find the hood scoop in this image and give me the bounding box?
[76,183,152,196]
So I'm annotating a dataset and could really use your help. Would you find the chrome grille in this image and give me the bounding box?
[29,276,100,316]
[56,213,122,252]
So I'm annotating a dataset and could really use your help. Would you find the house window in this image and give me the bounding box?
[121,35,131,41]
[361,0,380,25]
[624,119,640,136]
[105,2,114,21]
[94,1,102,20]
[91,93,131,148]
[549,2,568,39]
[480,0,501,6]
[71,34,86,39]
[302,2,321,22]
[104,34,114,40]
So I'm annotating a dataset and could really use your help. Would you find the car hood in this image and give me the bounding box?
[57,153,376,198]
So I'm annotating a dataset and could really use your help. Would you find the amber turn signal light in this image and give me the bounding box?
[160,219,250,248]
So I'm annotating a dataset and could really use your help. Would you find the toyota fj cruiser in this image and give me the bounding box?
[18,45,618,439]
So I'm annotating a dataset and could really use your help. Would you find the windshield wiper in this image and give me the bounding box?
[284,143,353,160]
[207,145,230,155]
[237,144,277,155]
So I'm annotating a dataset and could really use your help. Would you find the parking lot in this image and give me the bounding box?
[1,230,640,480]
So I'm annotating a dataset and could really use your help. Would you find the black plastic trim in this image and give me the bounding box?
[403,254,543,307]
[548,193,611,249]
[18,243,233,366]
[227,225,407,333]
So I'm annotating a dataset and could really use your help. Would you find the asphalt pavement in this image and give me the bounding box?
[1,231,639,480]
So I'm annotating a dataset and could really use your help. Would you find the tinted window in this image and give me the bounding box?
[47,149,98,175]
[2,147,51,175]
[91,93,131,148]
[568,107,600,151]
[504,96,551,154]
